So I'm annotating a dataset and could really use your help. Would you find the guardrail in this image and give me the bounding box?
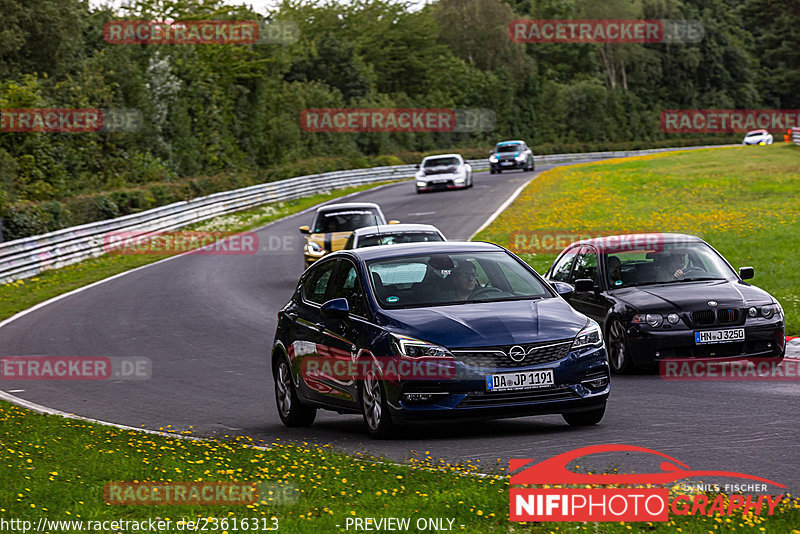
[792,127,800,146]
[0,144,728,284]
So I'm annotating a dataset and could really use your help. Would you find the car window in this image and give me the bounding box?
[550,249,577,282]
[303,260,337,304]
[357,232,444,248]
[497,262,541,294]
[368,251,550,308]
[496,144,523,153]
[370,261,428,285]
[313,210,381,233]
[602,242,736,288]
[328,261,366,316]
[570,247,599,284]
[423,157,459,167]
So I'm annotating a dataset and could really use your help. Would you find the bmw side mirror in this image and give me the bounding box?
[299,225,310,234]
[550,281,575,301]
[739,266,754,280]
[321,298,350,320]
[574,278,595,293]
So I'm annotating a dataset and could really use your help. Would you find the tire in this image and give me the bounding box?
[360,367,394,438]
[607,319,635,374]
[490,168,496,175]
[563,404,606,426]
[274,358,316,427]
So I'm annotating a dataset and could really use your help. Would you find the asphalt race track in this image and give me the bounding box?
[1,161,798,492]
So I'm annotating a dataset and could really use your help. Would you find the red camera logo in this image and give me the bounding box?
[510,444,784,522]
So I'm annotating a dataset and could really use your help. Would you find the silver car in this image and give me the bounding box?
[344,224,446,249]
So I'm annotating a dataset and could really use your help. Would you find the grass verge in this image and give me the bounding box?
[0,181,395,323]
[475,144,800,334]
[1,400,797,533]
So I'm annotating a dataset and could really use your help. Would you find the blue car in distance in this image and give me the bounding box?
[271,242,610,438]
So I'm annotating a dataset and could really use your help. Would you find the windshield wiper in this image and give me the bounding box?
[470,296,545,303]
[626,280,680,287]
[676,277,726,282]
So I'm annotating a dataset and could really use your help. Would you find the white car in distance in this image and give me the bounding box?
[742,129,773,145]
[414,154,472,193]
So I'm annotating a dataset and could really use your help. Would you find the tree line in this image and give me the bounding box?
[0,0,796,240]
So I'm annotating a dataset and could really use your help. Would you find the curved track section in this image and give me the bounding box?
[2,162,798,490]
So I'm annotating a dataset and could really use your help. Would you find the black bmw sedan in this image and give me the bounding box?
[544,233,785,373]
[271,242,609,438]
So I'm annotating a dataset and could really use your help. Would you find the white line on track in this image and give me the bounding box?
[469,175,536,239]
[0,182,402,420]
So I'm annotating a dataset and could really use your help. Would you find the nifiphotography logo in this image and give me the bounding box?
[510,444,785,522]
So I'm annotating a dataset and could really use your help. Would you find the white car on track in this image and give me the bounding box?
[414,154,472,193]
[344,223,446,249]
[742,129,773,145]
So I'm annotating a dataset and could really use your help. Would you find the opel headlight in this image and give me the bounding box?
[515,154,526,161]
[489,154,498,163]
[390,334,453,358]
[572,321,603,350]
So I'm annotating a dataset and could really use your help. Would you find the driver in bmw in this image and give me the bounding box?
[659,252,689,280]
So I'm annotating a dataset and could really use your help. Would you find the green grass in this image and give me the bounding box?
[3,149,800,532]
[1,400,797,533]
[0,181,394,322]
[475,144,800,334]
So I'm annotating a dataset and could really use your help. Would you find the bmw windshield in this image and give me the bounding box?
[605,242,738,288]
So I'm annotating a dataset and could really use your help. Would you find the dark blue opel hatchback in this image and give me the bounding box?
[271,242,610,438]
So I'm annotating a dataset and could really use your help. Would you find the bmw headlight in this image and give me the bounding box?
[489,154,498,163]
[416,181,427,187]
[761,304,780,319]
[390,334,453,358]
[305,241,325,256]
[572,321,603,350]
[633,313,664,327]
